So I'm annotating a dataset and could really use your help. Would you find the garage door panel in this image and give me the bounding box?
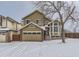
[22,33,42,41]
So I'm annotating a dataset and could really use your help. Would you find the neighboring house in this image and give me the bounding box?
[0,15,21,42]
[20,10,61,41]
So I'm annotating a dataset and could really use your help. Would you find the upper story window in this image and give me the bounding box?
[36,19,42,26]
[25,20,30,24]
[0,16,7,28]
[36,20,39,24]
[27,20,30,24]
[2,18,6,28]
[0,16,2,26]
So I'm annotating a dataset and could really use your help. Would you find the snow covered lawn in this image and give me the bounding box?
[0,38,79,57]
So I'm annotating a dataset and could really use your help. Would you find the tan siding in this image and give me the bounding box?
[22,24,41,31]
[7,20,17,30]
[23,27,41,31]
[23,11,51,26]
[17,24,22,30]
[9,31,18,41]
[2,18,6,27]
[12,22,17,30]
[0,34,6,42]
[7,20,13,30]
[26,12,44,20]
[21,23,43,41]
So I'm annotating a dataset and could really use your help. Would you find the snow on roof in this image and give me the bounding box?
[47,21,54,25]
[41,26,46,30]
[0,28,10,31]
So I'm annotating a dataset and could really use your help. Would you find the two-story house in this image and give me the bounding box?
[0,15,22,42]
[20,10,61,41]
[0,10,61,42]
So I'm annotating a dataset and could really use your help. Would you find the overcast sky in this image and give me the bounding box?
[0,1,35,22]
[0,1,78,22]
[0,1,79,31]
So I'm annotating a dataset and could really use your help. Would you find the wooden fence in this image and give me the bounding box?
[12,34,21,41]
[65,33,79,38]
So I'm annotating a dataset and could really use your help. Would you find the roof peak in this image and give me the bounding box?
[22,10,42,20]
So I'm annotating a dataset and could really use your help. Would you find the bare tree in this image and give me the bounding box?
[33,1,76,43]
[70,10,79,32]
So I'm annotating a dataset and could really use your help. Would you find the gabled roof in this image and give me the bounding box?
[22,10,51,21]
[6,17,20,24]
[47,20,61,25]
[20,22,45,31]
[0,15,5,19]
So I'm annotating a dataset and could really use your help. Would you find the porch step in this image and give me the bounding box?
[45,36,51,40]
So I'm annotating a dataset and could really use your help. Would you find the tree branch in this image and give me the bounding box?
[64,6,75,24]
[49,1,63,21]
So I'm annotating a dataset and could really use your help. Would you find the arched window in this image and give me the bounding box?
[54,22,58,25]
[53,20,60,36]
[54,22,58,32]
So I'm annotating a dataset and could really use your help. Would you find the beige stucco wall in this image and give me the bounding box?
[2,18,7,27]
[7,20,17,30]
[9,31,18,41]
[0,17,7,28]
[17,24,22,30]
[0,34,6,42]
[12,22,17,30]
[7,20,13,30]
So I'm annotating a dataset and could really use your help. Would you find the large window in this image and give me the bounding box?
[54,22,59,32]
[54,26,58,32]
[54,22,59,35]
